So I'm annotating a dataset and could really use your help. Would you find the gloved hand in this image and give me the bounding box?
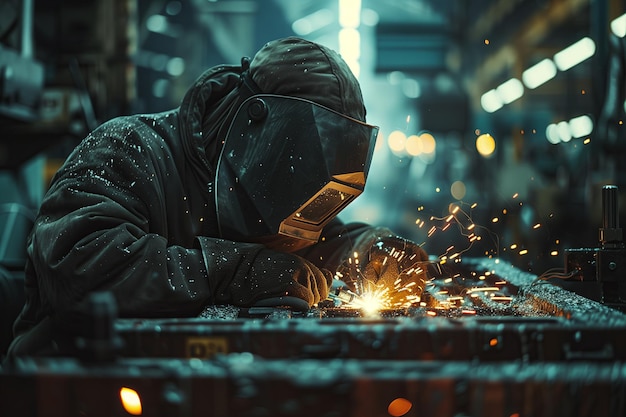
[238,249,334,307]
[338,229,430,307]
[196,238,333,309]
[362,235,428,288]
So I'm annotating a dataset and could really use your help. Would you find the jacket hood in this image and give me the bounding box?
[178,37,368,180]
[178,64,243,177]
[249,37,366,122]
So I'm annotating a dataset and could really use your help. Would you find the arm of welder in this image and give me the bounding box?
[195,237,332,308]
[26,130,215,319]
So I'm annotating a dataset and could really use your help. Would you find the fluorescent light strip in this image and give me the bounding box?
[522,59,557,89]
[554,37,596,71]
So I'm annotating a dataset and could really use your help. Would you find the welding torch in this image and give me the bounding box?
[327,281,361,306]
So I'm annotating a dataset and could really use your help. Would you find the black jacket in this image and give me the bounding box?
[8,65,379,356]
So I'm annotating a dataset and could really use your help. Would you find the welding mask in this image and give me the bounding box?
[215,94,378,251]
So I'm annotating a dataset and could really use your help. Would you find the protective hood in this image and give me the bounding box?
[215,94,378,248]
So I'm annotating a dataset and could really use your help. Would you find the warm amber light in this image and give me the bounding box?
[419,132,436,154]
[388,397,413,416]
[450,181,466,200]
[120,387,142,415]
[476,133,496,156]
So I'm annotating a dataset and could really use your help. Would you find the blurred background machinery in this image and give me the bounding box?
[2,0,626,276]
[2,0,626,415]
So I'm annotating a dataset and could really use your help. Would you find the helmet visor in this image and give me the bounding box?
[216,94,379,243]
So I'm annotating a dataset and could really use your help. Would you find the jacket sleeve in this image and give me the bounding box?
[29,118,212,318]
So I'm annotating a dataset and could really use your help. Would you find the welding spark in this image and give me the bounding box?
[335,244,431,315]
[426,202,500,261]
[350,288,392,316]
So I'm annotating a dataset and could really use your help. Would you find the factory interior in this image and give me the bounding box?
[2,0,626,415]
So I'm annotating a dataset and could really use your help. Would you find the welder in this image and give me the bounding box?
[7,37,428,358]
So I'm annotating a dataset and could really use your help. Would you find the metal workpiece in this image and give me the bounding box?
[109,258,626,363]
[2,356,626,417]
[3,258,626,417]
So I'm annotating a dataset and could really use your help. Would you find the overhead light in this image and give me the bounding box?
[611,13,626,37]
[339,0,361,28]
[557,121,572,142]
[339,28,360,60]
[569,114,593,138]
[292,9,333,36]
[339,28,360,76]
[522,59,557,89]
[496,78,524,104]
[481,89,503,113]
[554,37,596,71]
[546,123,560,144]
[361,8,379,26]
[338,0,362,79]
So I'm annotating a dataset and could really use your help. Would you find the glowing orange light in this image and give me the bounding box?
[551,251,559,256]
[388,398,413,417]
[120,387,142,416]
[489,338,498,347]
[484,39,490,45]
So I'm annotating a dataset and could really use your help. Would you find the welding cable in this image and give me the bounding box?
[537,268,580,281]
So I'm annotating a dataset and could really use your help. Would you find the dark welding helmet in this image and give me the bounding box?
[215,94,378,250]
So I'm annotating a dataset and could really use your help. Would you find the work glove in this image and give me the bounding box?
[196,238,333,309]
[338,228,430,307]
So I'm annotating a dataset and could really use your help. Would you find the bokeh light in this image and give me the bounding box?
[388,398,412,417]
[120,387,142,415]
[419,132,436,154]
[387,130,407,154]
[405,134,422,156]
[451,180,467,200]
[476,133,496,157]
